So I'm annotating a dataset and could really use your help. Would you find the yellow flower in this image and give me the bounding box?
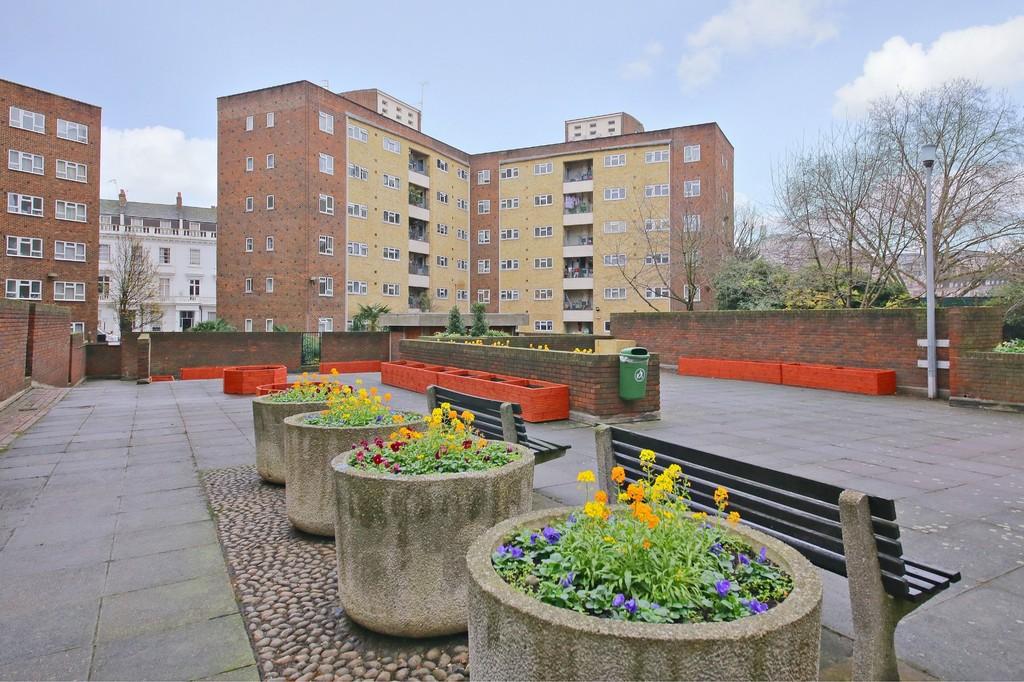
[727,511,741,526]
[461,410,475,423]
[692,511,708,522]
[583,501,606,519]
[454,421,465,432]
[477,438,488,448]
[355,378,363,385]
[666,464,682,480]
[440,402,451,410]
[392,414,405,423]
[576,470,596,483]
[432,407,443,418]
[383,392,392,401]
[639,449,656,464]
[330,368,339,375]
[603,535,615,543]
[713,486,729,509]
[617,492,630,503]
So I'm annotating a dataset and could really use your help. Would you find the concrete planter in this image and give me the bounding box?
[252,397,328,484]
[331,446,535,637]
[282,413,426,536]
[467,507,823,681]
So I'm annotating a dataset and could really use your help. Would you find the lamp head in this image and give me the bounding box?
[920,143,937,169]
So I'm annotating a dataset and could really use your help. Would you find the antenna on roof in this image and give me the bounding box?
[419,81,428,111]
[320,80,330,90]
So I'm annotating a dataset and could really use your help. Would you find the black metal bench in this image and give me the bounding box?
[426,386,570,464]
[596,425,961,681]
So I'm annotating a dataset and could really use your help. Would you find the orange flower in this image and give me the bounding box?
[610,466,626,485]
[642,539,652,550]
[626,482,645,503]
[594,490,608,505]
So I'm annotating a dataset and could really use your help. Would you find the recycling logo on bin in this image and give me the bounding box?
[634,367,646,383]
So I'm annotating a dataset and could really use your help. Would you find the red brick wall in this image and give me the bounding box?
[68,332,85,385]
[0,300,30,402]
[399,339,659,420]
[85,343,122,378]
[610,307,1004,392]
[28,303,72,387]
[320,332,390,363]
[119,333,139,380]
[953,351,1024,405]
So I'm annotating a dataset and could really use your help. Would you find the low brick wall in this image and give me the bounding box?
[85,343,122,379]
[611,307,1003,393]
[0,300,31,402]
[320,332,390,363]
[29,304,72,388]
[147,332,304,377]
[952,351,1024,407]
[0,300,80,400]
[399,339,659,422]
[69,333,86,385]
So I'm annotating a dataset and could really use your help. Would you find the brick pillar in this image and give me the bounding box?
[136,333,151,384]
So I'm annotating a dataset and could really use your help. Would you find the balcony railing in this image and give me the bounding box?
[564,169,593,182]
[409,230,427,241]
[564,236,594,246]
[409,264,430,276]
[564,268,594,278]
[564,300,593,311]
[564,201,592,215]
[100,224,216,239]
[409,189,428,209]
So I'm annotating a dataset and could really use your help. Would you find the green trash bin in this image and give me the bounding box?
[618,347,650,400]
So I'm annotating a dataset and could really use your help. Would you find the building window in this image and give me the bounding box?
[245,196,254,212]
[436,255,449,267]
[436,158,449,172]
[8,106,45,133]
[319,194,334,215]
[53,281,86,301]
[5,279,42,300]
[534,162,553,175]
[477,259,490,274]
[266,153,275,169]
[189,278,201,297]
[244,319,253,332]
[56,160,87,182]
[534,194,553,207]
[245,237,254,252]
[499,167,519,179]
[603,254,627,266]
[683,214,702,232]
[246,156,254,172]
[347,123,368,142]
[499,228,519,241]
[603,287,627,300]
[319,235,334,255]
[499,289,519,301]
[266,112,275,128]
[534,289,553,301]
[346,280,367,295]
[457,168,469,180]
[6,236,43,258]
[456,228,468,240]
[99,244,110,261]
[266,236,274,251]
[266,319,274,332]
[318,317,333,332]
[436,191,449,204]
[347,241,368,256]
[159,247,171,264]
[98,275,110,299]
[382,283,400,297]
[534,225,553,238]
[99,214,112,225]
[244,278,253,293]
[382,247,400,261]
[684,145,701,163]
[8,150,44,175]
[604,220,626,234]
[477,230,491,244]
[347,203,368,219]
[684,179,701,197]
[348,163,369,180]
[603,187,626,201]
[382,210,401,224]
[245,115,254,131]
[644,218,670,232]
[190,248,201,265]
[645,184,670,198]
[477,169,491,185]
[7,192,44,217]
[436,223,449,236]
[266,195,275,210]
[534,320,553,332]
[645,252,670,265]
[57,118,89,143]
[319,153,334,175]
[684,284,702,303]
[130,217,143,227]
[383,173,400,189]
[477,289,491,303]
[604,320,612,333]
[534,257,553,269]
[499,259,519,271]
[457,289,468,301]
[477,200,490,214]
[645,149,670,163]
[265,277,274,293]
[55,200,87,222]
[604,153,626,167]
[319,111,334,134]
[159,278,170,298]
[320,276,335,297]
[436,288,450,300]
[54,241,86,262]
[383,137,401,154]
[499,197,519,210]
[160,219,173,229]
[456,259,468,270]
[646,287,670,299]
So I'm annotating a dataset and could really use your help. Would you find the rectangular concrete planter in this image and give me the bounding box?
[331,446,534,637]
[252,397,328,484]
[319,360,382,374]
[781,363,897,395]
[677,357,783,384]
[467,508,823,681]
[180,366,226,380]
[380,361,451,393]
[435,370,570,422]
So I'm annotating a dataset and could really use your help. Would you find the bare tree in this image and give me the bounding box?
[111,233,162,334]
[732,202,768,261]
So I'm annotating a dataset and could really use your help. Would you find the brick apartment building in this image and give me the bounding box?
[218,81,733,334]
[1,79,101,335]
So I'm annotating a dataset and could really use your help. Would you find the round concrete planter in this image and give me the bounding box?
[466,507,823,681]
[282,413,426,537]
[252,397,328,484]
[331,446,535,637]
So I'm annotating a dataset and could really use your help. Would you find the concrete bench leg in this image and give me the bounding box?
[426,385,437,411]
[839,490,921,681]
[594,425,615,498]
[499,402,519,445]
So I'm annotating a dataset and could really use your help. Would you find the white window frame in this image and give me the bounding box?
[644,218,670,232]
[319,193,334,215]
[266,112,275,128]
[457,289,469,301]
[499,289,519,301]
[266,194,275,210]
[56,159,87,183]
[383,137,401,154]
[499,228,519,241]
[603,187,626,201]
[382,247,401,261]
[266,319,274,332]
[245,237,254,252]
[266,236,275,251]
[604,153,626,167]
[159,247,171,264]
[99,244,111,262]
[436,255,449,267]
[477,230,491,244]
[683,214,702,232]
[499,259,519,271]
[318,317,334,332]
[534,162,553,175]
[603,287,627,300]
[57,118,88,143]
[347,241,368,257]
[53,281,86,301]
[382,283,400,297]
[684,144,701,163]
[534,289,553,301]
[436,158,449,172]
[645,184,670,198]
[456,228,468,240]
[645,252,670,265]
[245,196,254,212]
[383,173,400,189]
[534,320,553,332]
[245,319,253,332]
[54,240,86,262]
[348,163,368,180]
[347,203,368,219]
[190,248,201,265]
[245,115,254,131]
[534,225,554,238]
[6,236,43,258]
[646,287,670,300]
[319,276,335,297]
[534,257,553,269]
[456,259,468,270]
[8,150,44,175]
[645,149,670,163]
[9,106,45,133]
[382,210,401,225]
[346,279,367,295]
[684,284,702,303]
[436,287,450,300]
[347,123,368,142]
[246,156,254,172]
[477,169,491,185]
[477,259,491,274]
[7,192,43,217]
[319,153,334,175]
[603,254,626,266]
[499,197,519,210]
[436,223,449,236]
[266,277,274,293]
[266,153,275,169]
[319,235,335,255]
[319,111,335,134]
[5,279,42,300]
[534,194,553,206]
[499,167,519,180]
[477,200,490,214]
[56,200,87,222]
[436,190,449,204]
[684,179,701,197]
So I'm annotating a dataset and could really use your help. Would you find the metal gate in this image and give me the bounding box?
[301,332,321,367]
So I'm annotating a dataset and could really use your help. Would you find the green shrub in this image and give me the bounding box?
[994,339,1024,353]
[446,306,466,335]
[187,319,235,332]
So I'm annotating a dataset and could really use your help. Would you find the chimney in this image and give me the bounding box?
[176,191,183,209]
[118,188,127,207]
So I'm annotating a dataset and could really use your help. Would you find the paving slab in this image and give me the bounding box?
[104,543,227,595]
[0,646,92,682]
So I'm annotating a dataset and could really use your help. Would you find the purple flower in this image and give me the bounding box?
[738,553,750,566]
[496,544,510,556]
[529,533,539,545]
[567,513,577,524]
[709,543,723,555]
[715,579,731,597]
[741,598,768,614]
[560,572,575,588]
[612,593,625,608]
[758,547,767,563]
[509,546,524,559]
[651,602,660,610]
[542,526,561,544]
[624,598,638,615]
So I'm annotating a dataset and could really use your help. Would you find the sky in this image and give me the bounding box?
[3,0,1023,212]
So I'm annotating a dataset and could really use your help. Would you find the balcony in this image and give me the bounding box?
[563,309,595,323]
[563,161,594,194]
[563,229,594,258]
[563,243,593,259]
[409,152,430,188]
[563,192,593,226]
[564,257,593,290]
[408,233,430,255]
[409,187,430,221]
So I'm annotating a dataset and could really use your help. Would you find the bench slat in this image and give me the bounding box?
[903,558,961,583]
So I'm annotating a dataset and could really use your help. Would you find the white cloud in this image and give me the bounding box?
[100,126,216,207]
[678,0,837,88]
[833,16,1024,116]
[619,41,665,80]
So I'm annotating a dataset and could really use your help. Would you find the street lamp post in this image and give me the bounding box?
[921,143,938,399]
